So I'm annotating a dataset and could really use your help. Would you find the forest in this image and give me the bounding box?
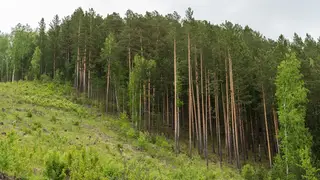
[0,7,320,179]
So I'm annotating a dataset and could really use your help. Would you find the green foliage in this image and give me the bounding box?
[155,135,170,150]
[275,52,315,179]
[299,146,319,180]
[137,131,149,150]
[50,115,58,123]
[53,69,63,83]
[66,147,104,179]
[126,127,137,138]
[241,164,255,180]
[26,110,32,118]
[44,151,66,180]
[242,164,270,180]
[103,159,124,179]
[40,74,51,82]
[72,120,80,126]
[31,121,42,131]
[30,46,41,80]
[128,55,156,128]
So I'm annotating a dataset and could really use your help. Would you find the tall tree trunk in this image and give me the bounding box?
[250,111,255,159]
[188,33,192,156]
[208,72,214,153]
[12,65,15,82]
[205,69,209,167]
[106,62,111,113]
[222,83,228,155]
[83,45,87,93]
[53,51,56,78]
[128,47,131,73]
[228,51,240,168]
[225,57,231,163]
[262,86,272,168]
[174,38,178,154]
[163,94,165,126]
[214,72,222,167]
[143,83,147,129]
[148,79,151,131]
[75,21,81,90]
[195,47,202,153]
[166,88,169,127]
[192,78,199,152]
[273,106,280,153]
[200,50,206,160]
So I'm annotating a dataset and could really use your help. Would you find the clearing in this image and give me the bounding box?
[0,81,241,179]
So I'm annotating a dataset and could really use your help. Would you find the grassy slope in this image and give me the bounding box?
[0,81,242,180]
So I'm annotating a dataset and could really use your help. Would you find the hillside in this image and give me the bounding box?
[0,81,242,179]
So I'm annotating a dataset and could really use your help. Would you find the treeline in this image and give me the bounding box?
[0,7,320,178]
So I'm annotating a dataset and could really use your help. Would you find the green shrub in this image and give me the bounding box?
[40,74,51,83]
[22,127,32,135]
[155,135,170,150]
[14,113,22,122]
[50,116,58,123]
[66,148,104,179]
[44,151,67,180]
[241,164,256,180]
[299,146,319,180]
[26,111,32,118]
[126,128,137,138]
[137,132,149,150]
[72,120,80,126]
[104,159,124,180]
[31,121,42,131]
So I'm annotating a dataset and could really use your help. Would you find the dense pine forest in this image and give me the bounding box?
[0,7,320,179]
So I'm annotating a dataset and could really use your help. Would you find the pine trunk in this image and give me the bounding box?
[83,45,87,93]
[208,72,214,153]
[228,51,240,168]
[188,33,192,156]
[106,62,111,113]
[225,57,231,163]
[148,79,151,131]
[214,72,222,167]
[166,88,169,127]
[262,86,272,168]
[195,47,202,153]
[200,50,206,159]
[174,38,178,154]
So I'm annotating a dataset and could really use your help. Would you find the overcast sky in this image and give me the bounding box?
[0,0,319,40]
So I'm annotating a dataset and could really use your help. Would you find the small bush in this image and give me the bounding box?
[44,151,67,180]
[241,164,255,180]
[137,132,149,150]
[31,121,42,131]
[26,111,32,118]
[22,127,32,135]
[66,148,104,179]
[126,128,136,138]
[104,159,124,179]
[155,135,170,150]
[40,74,51,83]
[72,120,80,126]
[14,113,22,122]
[50,116,58,123]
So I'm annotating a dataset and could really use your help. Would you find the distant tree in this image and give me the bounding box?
[29,46,41,80]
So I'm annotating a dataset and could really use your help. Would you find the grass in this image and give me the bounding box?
[0,81,243,179]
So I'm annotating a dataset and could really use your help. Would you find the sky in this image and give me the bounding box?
[0,0,319,40]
